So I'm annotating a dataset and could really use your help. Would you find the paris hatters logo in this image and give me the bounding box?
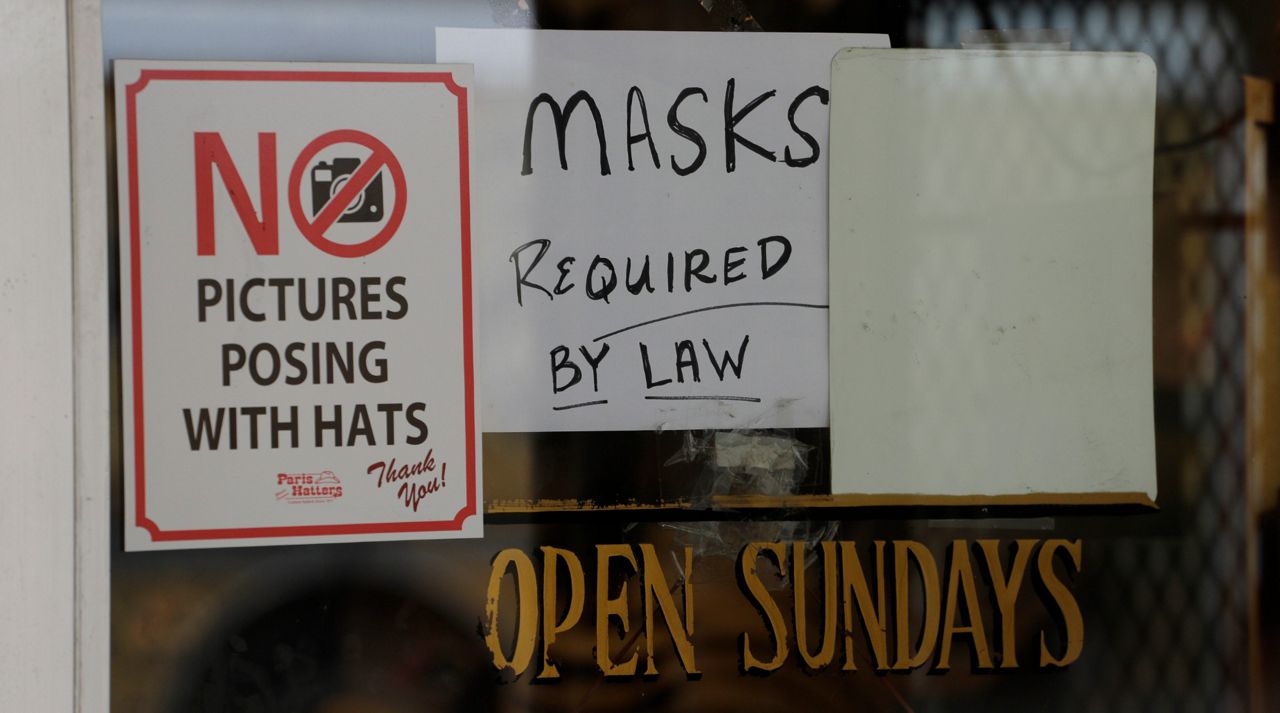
[276,470,344,504]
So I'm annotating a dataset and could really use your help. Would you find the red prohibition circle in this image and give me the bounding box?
[287,129,408,258]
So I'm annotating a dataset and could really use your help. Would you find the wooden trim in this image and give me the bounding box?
[1244,74,1275,713]
[487,491,1157,513]
[711,492,1156,508]
[488,499,693,513]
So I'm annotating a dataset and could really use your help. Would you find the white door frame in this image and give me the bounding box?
[0,0,95,710]
[69,0,112,709]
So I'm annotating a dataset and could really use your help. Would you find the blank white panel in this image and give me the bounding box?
[828,49,1156,499]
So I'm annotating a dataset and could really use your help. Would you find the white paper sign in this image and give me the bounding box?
[115,61,482,549]
[436,29,888,432]
[828,49,1157,501]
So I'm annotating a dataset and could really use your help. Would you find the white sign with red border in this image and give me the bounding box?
[114,61,481,549]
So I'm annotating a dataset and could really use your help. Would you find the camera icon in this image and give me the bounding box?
[310,158,384,223]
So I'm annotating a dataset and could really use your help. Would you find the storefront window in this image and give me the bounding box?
[99,2,1279,711]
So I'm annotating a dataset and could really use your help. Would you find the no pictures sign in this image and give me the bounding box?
[114,61,481,549]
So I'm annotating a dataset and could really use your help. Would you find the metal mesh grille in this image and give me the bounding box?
[905,2,1251,710]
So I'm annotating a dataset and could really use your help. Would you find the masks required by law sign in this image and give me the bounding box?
[436,29,888,432]
[114,61,481,549]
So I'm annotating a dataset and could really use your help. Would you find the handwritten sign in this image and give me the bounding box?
[827,49,1157,502]
[115,61,481,549]
[436,29,888,432]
